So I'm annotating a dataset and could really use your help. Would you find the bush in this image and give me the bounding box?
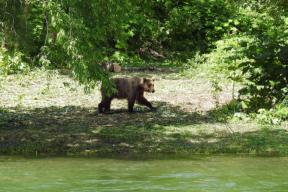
[200,6,288,111]
[0,48,30,75]
[254,98,288,124]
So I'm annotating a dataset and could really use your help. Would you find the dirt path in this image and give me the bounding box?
[0,70,232,111]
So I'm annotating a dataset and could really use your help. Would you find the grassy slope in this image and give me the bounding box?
[0,69,287,156]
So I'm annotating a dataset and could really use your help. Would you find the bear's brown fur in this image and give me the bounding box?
[98,77,156,113]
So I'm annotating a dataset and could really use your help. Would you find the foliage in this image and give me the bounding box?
[162,0,233,54]
[236,7,288,110]
[0,0,235,70]
[0,48,30,74]
[0,0,132,91]
[254,98,288,125]
[193,4,288,111]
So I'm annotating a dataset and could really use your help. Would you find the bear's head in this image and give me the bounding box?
[143,78,155,93]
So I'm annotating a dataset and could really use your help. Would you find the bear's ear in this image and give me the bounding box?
[143,78,148,83]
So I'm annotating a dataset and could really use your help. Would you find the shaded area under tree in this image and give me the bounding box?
[0,101,287,157]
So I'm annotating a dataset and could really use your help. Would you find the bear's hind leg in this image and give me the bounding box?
[128,96,136,113]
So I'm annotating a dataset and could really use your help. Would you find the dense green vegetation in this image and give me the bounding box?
[0,0,287,156]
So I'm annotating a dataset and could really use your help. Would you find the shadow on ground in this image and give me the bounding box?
[0,102,287,156]
[0,101,206,130]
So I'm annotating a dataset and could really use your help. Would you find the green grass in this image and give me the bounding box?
[0,69,287,157]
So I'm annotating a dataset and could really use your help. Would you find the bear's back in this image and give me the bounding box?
[113,77,143,99]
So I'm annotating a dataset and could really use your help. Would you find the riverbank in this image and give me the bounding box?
[0,69,287,156]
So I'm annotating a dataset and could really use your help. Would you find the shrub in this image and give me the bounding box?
[201,7,288,111]
[0,48,30,75]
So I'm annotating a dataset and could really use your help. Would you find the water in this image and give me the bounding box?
[0,156,288,192]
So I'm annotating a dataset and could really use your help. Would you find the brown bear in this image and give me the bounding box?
[98,77,156,113]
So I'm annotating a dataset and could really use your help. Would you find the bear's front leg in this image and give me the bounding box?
[137,97,156,111]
